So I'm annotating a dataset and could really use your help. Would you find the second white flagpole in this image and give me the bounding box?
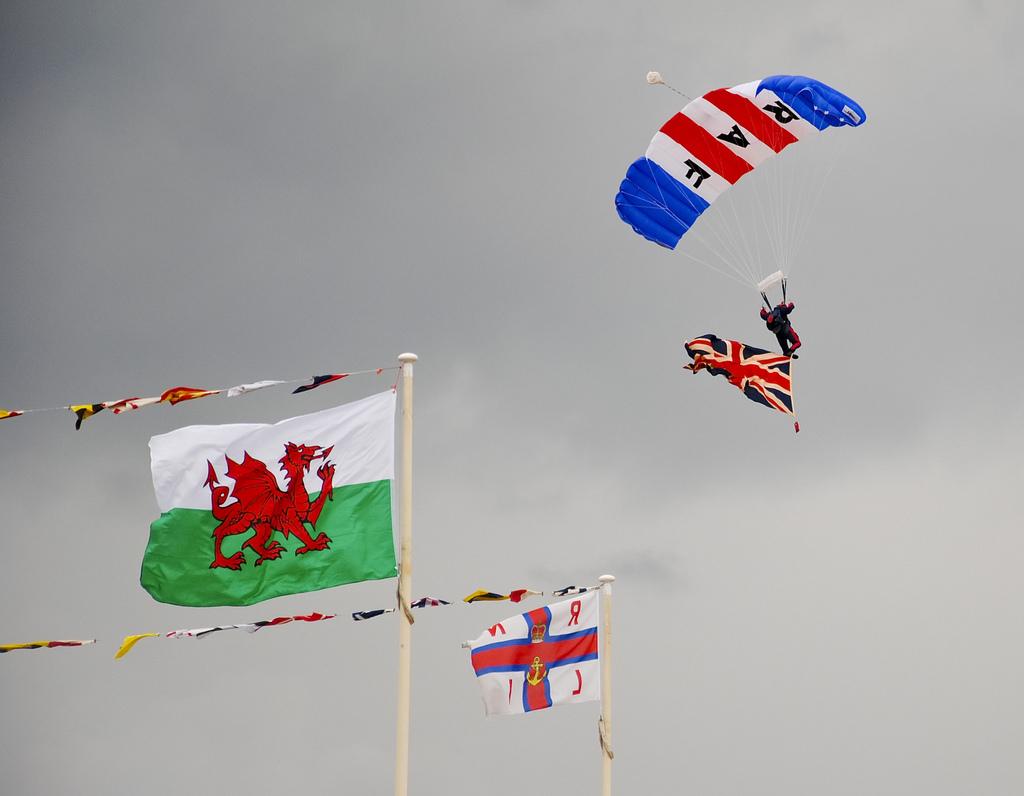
[599,574,615,796]
[394,353,417,796]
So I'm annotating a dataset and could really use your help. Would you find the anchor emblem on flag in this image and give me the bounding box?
[526,655,547,686]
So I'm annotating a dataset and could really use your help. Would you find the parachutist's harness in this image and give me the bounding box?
[759,278,801,356]
[760,276,788,313]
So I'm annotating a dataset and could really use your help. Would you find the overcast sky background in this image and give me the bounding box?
[2,1,1023,794]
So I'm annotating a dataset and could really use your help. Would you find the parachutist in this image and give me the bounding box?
[760,302,801,357]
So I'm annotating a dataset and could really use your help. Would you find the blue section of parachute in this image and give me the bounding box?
[758,75,867,130]
[614,157,710,250]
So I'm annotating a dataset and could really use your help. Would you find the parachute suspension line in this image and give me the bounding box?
[750,165,785,277]
[691,215,758,287]
[707,139,759,284]
[640,149,757,289]
[685,201,751,282]
[687,226,744,284]
[695,208,748,285]
[787,136,848,280]
[742,146,788,283]
[782,147,802,271]
[749,132,827,283]
[634,136,757,289]
[760,291,772,309]
[645,71,693,102]
[770,149,793,273]
[719,185,762,285]
[702,159,764,284]
[678,248,758,291]
[782,277,788,303]
[633,157,744,283]
[779,149,798,271]
[703,126,768,288]
[780,143,809,274]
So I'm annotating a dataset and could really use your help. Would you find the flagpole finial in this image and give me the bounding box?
[398,353,418,363]
[599,574,615,584]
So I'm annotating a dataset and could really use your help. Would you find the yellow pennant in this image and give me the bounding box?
[69,403,105,430]
[114,633,160,660]
[463,590,508,603]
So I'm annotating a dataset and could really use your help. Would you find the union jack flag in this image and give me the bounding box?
[684,334,795,420]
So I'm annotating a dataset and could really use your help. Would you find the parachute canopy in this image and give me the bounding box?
[616,75,866,251]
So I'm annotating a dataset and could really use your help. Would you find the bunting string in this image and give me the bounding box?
[0,365,398,430]
[114,612,336,659]
[5,585,600,660]
[346,585,599,624]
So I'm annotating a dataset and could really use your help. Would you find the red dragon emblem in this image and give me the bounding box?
[204,441,335,570]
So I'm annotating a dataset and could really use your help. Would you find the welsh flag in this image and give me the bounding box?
[141,391,397,607]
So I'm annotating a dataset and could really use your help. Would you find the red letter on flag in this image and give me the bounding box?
[567,600,581,626]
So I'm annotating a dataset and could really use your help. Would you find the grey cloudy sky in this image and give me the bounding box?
[2,1,1023,794]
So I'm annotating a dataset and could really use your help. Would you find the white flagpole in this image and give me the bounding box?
[599,574,615,796]
[394,353,417,796]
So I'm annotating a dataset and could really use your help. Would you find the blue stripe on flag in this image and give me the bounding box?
[547,652,599,668]
[546,627,598,644]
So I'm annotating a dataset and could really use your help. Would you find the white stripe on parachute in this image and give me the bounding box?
[646,132,731,204]
[681,97,777,168]
[728,83,819,140]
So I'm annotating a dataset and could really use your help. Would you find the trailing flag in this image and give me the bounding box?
[70,403,104,429]
[464,590,508,603]
[105,396,161,414]
[352,608,394,621]
[1,639,96,653]
[141,390,397,607]
[467,591,600,716]
[114,633,160,659]
[684,334,794,419]
[411,597,450,608]
[354,597,449,620]
[464,589,541,603]
[0,408,22,421]
[293,374,349,394]
[160,386,221,405]
[226,380,287,398]
[552,585,596,597]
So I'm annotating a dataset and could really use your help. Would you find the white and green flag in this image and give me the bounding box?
[141,391,396,607]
